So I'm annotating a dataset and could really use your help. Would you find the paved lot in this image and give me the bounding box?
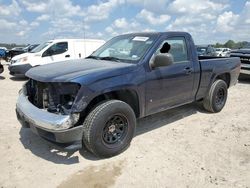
[0,64,250,188]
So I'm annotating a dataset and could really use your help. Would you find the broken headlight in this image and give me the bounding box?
[26,80,81,115]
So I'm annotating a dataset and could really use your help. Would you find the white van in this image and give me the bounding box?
[8,39,105,76]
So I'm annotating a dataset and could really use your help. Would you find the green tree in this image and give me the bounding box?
[214,42,223,48]
[224,40,235,48]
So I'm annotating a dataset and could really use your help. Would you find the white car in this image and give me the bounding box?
[215,48,231,57]
[9,39,105,76]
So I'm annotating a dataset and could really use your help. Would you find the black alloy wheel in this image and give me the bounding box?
[215,88,226,107]
[102,114,128,145]
[203,79,228,113]
[82,100,136,158]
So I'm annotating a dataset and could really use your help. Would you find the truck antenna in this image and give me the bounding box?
[83,19,86,57]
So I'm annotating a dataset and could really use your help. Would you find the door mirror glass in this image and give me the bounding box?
[152,54,174,68]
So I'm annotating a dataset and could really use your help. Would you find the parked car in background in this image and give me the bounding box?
[0,47,8,62]
[8,47,25,59]
[16,32,241,158]
[0,47,4,74]
[215,48,231,57]
[0,62,3,74]
[7,44,40,60]
[230,48,250,75]
[196,45,217,56]
[0,48,7,58]
[23,44,40,53]
[9,39,105,77]
[0,47,7,51]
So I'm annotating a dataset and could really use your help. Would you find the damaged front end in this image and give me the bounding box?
[26,79,80,116]
[16,79,84,148]
[16,79,81,131]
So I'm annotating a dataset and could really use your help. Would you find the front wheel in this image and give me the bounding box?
[82,100,136,158]
[203,79,228,113]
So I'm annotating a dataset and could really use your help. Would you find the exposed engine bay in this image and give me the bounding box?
[24,79,80,115]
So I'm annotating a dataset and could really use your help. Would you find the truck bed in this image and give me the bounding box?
[198,56,228,60]
[196,56,241,100]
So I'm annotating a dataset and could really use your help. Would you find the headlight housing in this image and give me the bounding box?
[15,57,28,63]
[25,79,81,115]
[20,57,28,62]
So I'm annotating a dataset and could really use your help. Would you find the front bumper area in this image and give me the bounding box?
[16,91,83,146]
[241,63,250,75]
[8,63,32,76]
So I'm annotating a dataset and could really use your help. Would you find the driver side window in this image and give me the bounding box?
[43,42,68,57]
[153,37,189,64]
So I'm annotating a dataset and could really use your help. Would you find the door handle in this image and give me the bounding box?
[65,54,70,58]
[184,67,193,74]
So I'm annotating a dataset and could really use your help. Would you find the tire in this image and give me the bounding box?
[82,100,136,158]
[203,79,228,113]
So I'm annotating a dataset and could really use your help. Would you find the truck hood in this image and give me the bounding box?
[26,59,136,84]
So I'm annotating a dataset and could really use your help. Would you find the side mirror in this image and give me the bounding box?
[152,54,174,69]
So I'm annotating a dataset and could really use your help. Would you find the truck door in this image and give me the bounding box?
[145,36,195,115]
[41,42,70,65]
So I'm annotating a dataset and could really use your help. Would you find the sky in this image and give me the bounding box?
[0,0,249,45]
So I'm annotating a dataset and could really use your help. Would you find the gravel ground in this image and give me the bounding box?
[0,63,250,188]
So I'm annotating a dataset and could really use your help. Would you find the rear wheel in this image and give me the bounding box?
[203,79,228,113]
[82,100,136,158]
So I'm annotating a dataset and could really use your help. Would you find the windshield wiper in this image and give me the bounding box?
[86,55,121,62]
[100,56,121,62]
[86,55,100,60]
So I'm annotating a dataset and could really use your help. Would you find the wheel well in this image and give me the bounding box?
[78,89,140,124]
[216,73,230,88]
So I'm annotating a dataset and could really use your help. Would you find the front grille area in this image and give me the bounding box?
[11,60,17,64]
[25,79,80,115]
[240,58,250,65]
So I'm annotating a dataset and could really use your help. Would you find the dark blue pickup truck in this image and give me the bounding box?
[16,32,241,157]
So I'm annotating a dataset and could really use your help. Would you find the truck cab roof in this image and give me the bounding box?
[118,31,192,37]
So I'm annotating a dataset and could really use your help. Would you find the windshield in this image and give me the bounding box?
[30,42,52,53]
[23,45,30,51]
[90,34,158,63]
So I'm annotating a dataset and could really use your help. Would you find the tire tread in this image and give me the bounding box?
[82,100,135,157]
[203,79,227,113]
